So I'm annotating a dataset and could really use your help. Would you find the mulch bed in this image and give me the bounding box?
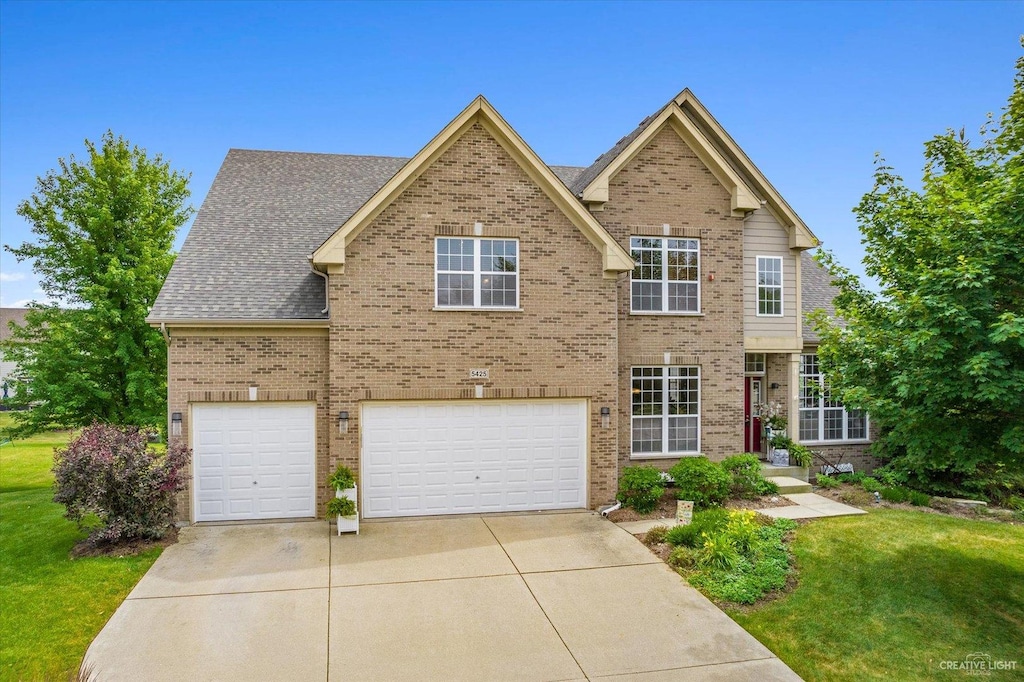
[71,525,179,558]
[606,489,795,523]
[813,484,1022,524]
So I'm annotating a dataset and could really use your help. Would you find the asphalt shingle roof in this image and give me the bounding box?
[149,150,589,321]
[568,108,667,196]
[800,250,842,342]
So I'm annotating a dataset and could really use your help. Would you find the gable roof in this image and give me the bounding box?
[573,90,818,249]
[147,150,590,323]
[312,96,634,277]
[801,250,841,342]
[1,308,29,342]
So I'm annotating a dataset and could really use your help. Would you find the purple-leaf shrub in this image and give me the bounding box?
[53,423,191,544]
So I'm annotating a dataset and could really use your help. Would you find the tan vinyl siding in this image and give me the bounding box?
[744,209,799,337]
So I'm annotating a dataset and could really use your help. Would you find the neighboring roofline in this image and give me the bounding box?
[146,318,329,328]
[579,101,762,217]
[673,89,818,249]
[312,96,634,278]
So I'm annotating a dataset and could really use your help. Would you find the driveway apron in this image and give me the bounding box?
[84,512,800,681]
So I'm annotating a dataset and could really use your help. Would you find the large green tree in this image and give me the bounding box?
[811,49,1024,500]
[2,132,192,438]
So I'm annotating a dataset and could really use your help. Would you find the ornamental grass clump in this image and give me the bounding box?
[53,423,190,546]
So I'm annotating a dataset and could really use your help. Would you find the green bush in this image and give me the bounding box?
[723,510,759,553]
[862,477,883,493]
[837,471,868,484]
[1007,496,1024,512]
[816,474,841,489]
[644,525,669,545]
[665,508,730,548]
[668,545,698,569]
[721,453,778,498]
[669,457,730,509]
[325,496,356,518]
[616,466,665,513]
[880,486,911,503]
[908,490,931,506]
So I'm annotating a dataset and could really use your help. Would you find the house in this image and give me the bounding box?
[0,307,30,404]
[149,90,872,524]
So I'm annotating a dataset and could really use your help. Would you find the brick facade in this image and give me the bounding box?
[595,127,746,470]
[166,330,331,521]
[163,116,851,522]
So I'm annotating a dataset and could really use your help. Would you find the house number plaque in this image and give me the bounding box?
[469,369,489,379]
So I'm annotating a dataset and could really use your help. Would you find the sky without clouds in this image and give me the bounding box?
[0,0,1021,307]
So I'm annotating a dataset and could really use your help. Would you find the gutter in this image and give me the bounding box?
[308,255,330,316]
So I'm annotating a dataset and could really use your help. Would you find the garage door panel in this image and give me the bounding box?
[192,403,316,522]
[363,400,586,518]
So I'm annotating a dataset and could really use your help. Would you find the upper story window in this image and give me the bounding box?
[744,353,766,374]
[756,256,783,316]
[630,237,700,313]
[798,353,868,442]
[435,237,518,309]
[631,366,700,457]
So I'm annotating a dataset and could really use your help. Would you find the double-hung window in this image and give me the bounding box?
[798,353,868,441]
[630,237,700,313]
[435,237,518,308]
[631,366,700,456]
[756,256,783,316]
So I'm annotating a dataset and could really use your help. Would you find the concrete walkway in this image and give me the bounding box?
[759,493,867,520]
[84,512,800,681]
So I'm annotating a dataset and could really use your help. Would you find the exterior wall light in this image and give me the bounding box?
[338,410,349,434]
[600,406,611,429]
[171,412,183,437]
[770,383,780,390]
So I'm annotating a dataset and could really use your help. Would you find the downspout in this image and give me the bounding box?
[160,322,169,344]
[599,501,621,517]
[308,256,330,316]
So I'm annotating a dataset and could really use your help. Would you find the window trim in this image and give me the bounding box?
[797,353,870,444]
[629,237,701,315]
[629,365,701,459]
[434,237,520,310]
[756,255,784,317]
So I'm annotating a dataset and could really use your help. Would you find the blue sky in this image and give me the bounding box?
[0,0,1020,306]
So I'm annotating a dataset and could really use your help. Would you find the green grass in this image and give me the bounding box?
[731,510,1024,681]
[0,414,163,680]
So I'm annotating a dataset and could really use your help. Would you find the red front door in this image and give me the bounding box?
[744,377,763,454]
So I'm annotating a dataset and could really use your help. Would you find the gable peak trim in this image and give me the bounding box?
[312,96,633,276]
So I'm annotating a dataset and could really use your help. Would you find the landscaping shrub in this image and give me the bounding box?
[696,533,741,570]
[669,457,730,509]
[1007,496,1024,512]
[880,486,911,504]
[721,454,778,498]
[837,471,868,484]
[861,477,883,493]
[665,508,730,548]
[667,545,697,569]
[723,510,759,553]
[644,525,669,545]
[53,423,191,545]
[683,515,798,604]
[616,465,665,513]
[816,474,840,489]
[908,490,931,506]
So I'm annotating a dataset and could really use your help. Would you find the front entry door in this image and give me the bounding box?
[744,377,763,454]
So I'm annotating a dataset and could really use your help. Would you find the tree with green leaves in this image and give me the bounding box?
[811,48,1024,500]
[1,132,192,438]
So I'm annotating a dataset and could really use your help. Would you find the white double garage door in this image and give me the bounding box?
[192,400,588,522]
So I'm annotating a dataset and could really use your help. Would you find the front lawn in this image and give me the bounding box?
[731,510,1024,681]
[0,417,163,680]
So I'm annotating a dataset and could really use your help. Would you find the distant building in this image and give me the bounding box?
[1,307,30,401]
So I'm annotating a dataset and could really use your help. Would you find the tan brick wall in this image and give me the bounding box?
[166,330,330,521]
[594,126,746,470]
[329,122,620,507]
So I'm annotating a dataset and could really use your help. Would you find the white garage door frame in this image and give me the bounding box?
[190,401,317,523]
[360,398,589,519]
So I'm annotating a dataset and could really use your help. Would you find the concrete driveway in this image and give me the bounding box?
[84,512,800,681]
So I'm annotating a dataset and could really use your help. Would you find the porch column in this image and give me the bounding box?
[788,352,801,440]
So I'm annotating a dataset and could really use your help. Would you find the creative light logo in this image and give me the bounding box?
[939,652,1018,676]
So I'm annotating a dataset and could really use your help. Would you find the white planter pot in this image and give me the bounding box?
[333,484,359,535]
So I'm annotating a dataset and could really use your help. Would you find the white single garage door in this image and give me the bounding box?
[362,400,587,518]
[192,403,316,522]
